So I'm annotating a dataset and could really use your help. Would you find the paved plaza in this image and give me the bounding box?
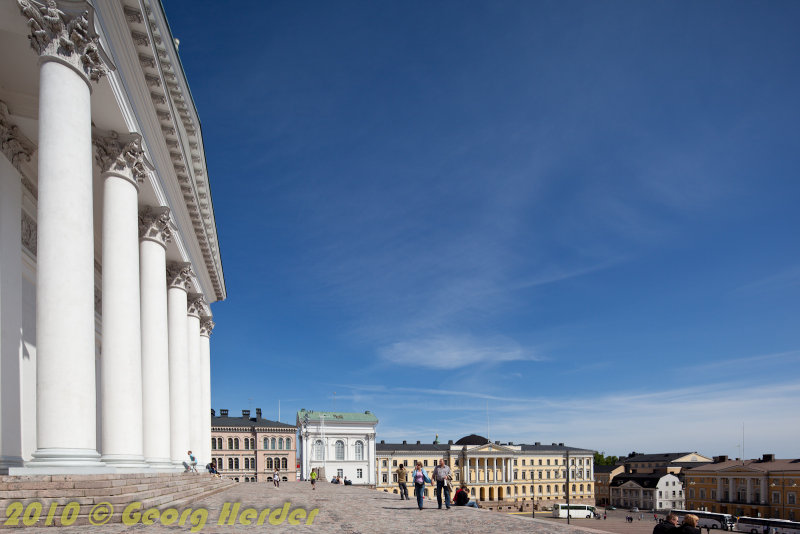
[5,480,663,534]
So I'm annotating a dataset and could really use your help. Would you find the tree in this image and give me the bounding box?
[594,452,619,466]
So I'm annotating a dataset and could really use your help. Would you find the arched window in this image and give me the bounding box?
[580,484,584,492]
[572,484,576,492]
[217,438,223,449]
[244,458,250,469]
[278,438,284,450]
[285,437,291,449]
[281,458,287,469]
[228,458,233,470]
[522,486,526,494]
[234,458,239,469]
[263,437,268,449]
[266,457,273,469]
[212,438,217,450]
[547,485,551,494]
[313,440,324,461]
[354,441,364,461]
[251,438,255,449]
[538,486,542,494]
[274,457,280,470]
[244,439,250,450]
[228,438,233,449]
[335,440,344,461]
[269,437,275,449]
[234,438,239,450]
[217,457,223,469]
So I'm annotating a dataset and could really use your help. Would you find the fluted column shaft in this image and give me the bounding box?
[21,0,110,467]
[199,317,214,470]
[186,295,204,463]
[96,130,146,468]
[167,263,192,467]
[139,207,173,468]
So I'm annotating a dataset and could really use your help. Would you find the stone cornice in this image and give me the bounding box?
[17,0,113,84]
[138,205,172,247]
[92,129,150,186]
[0,100,36,174]
[166,261,192,290]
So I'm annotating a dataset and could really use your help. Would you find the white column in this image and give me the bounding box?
[502,457,506,483]
[167,262,192,467]
[186,294,205,463]
[0,110,32,468]
[94,130,147,468]
[493,457,498,483]
[20,0,110,468]
[139,207,173,468]
[199,316,214,469]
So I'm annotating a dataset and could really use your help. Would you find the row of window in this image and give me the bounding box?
[211,437,292,451]
[211,457,290,470]
[312,440,364,461]
[384,458,591,472]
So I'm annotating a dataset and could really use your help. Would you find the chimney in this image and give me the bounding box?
[242,409,250,418]
[552,443,557,446]
[380,440,385,444]
[448,440,454,445]
[211,409,215,416]
[256,408,262,419]
[762,454,775,462]
[402,440,407,445]
[220,409,228,417]
[508,441,513,445]
[416,441,421,445]
[714,455,728,463]
[495,440,500,445]
[559,443,564,446]
[535,442,541,446]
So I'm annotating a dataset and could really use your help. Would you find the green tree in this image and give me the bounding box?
[593,452,619,466]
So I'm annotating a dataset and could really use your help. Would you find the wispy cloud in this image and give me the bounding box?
[377,334,543,369]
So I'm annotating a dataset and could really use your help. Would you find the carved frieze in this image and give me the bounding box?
[0,100,36,173]
[92,129,148,185]
[139,54,155,68]
[21,211,37,256]
[166,261,193,290]
[138,206,172,247]
[17,0,109,82]
[131,30,149,47]
[123,6,143,24]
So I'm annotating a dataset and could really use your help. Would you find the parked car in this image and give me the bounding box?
[607,506,617,510]
[630,507,639,512]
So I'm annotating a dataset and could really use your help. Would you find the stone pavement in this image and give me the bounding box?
[8,481,637,533]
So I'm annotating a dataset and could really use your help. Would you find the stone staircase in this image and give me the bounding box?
[0,472,236,527]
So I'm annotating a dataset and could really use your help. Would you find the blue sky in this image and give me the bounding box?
[164,0,800,458]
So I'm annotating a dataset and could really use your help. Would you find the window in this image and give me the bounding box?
[788,493,796,505]
[228,438,233,449]
[538,486,543,494]
[522,459,526,466]
[212,438,217,450]
[424,460,428,466]
[271,438,276,450]
[335,440,345,461]
[357,469,363,479]
[281,458,287,469]
[538,459,543,465]
[393,474,397,482]
[514,459,518,466]
[234,458,239,469]
[228,458,233,469]
[547,459,551,466]
[580,484,584,492]
[772,492,781,504]
[266,457,273,469]
[522,471,526,479]
[251,438,255,449]
[244,439,250,450]
[547,485,551,494]
[263,438,268,449]
[393,460,397,467]
[382,474,387,483]
[234,438,239,450]
[382,460,387,467]
[278,438,284,450]
[286,437,291,449]
[313,440,324,461]
[337,469,343,478]
[355,441,364,461]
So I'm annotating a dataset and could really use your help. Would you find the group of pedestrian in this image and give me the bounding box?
[394,459,477,510]
[654,512,702,534]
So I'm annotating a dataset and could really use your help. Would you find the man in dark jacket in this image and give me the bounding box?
[654,513,680,534]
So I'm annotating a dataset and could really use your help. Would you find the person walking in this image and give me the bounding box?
[431,459,453,510]
[310,469,317,490]
[411,462,431,510]
[273,468,280,487]
[396,463,409,500]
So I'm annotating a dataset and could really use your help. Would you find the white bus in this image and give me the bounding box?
[552,503,596,518]
[734,517,800,534]
[673,510,736,530]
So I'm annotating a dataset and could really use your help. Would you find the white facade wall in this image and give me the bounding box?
[298,414,377,486]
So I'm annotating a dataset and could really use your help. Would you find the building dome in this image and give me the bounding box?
[455,434,489,446]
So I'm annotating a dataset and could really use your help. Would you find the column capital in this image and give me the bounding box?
[93,129,150,187]
[187,293,207,318]
[17,0,113,84]
[0,100,36,173]
[139,206,173,247]
[166,261,192,290]
[200,316,215,337]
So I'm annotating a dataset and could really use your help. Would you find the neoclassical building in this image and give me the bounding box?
[0,0,224,473]
[375,435,595,506]
[297,410,378,485]
[210,409,297,483]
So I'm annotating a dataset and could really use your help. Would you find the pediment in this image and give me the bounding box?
[470,443,516,454]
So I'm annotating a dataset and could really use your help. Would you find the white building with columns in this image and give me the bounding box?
[297,410,378,486]
[0,0,225,473]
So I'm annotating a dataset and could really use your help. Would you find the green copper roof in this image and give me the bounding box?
[297,410,379,423]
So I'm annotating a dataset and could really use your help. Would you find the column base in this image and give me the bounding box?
[100,453,149,469]
[146,457,177,470]
[10,448,112,474]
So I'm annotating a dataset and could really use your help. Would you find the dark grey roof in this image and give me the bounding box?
[671,461,713,469]
[455,434,489,446]
[376,442,449,452]
[211,415,295,430]
[594,464,621,473]
[622,452,696,463]
[609,473,667,488]
[519,443,594,454]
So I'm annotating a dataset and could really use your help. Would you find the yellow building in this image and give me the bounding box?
[685,454,800,521]
[375,434,594,508]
